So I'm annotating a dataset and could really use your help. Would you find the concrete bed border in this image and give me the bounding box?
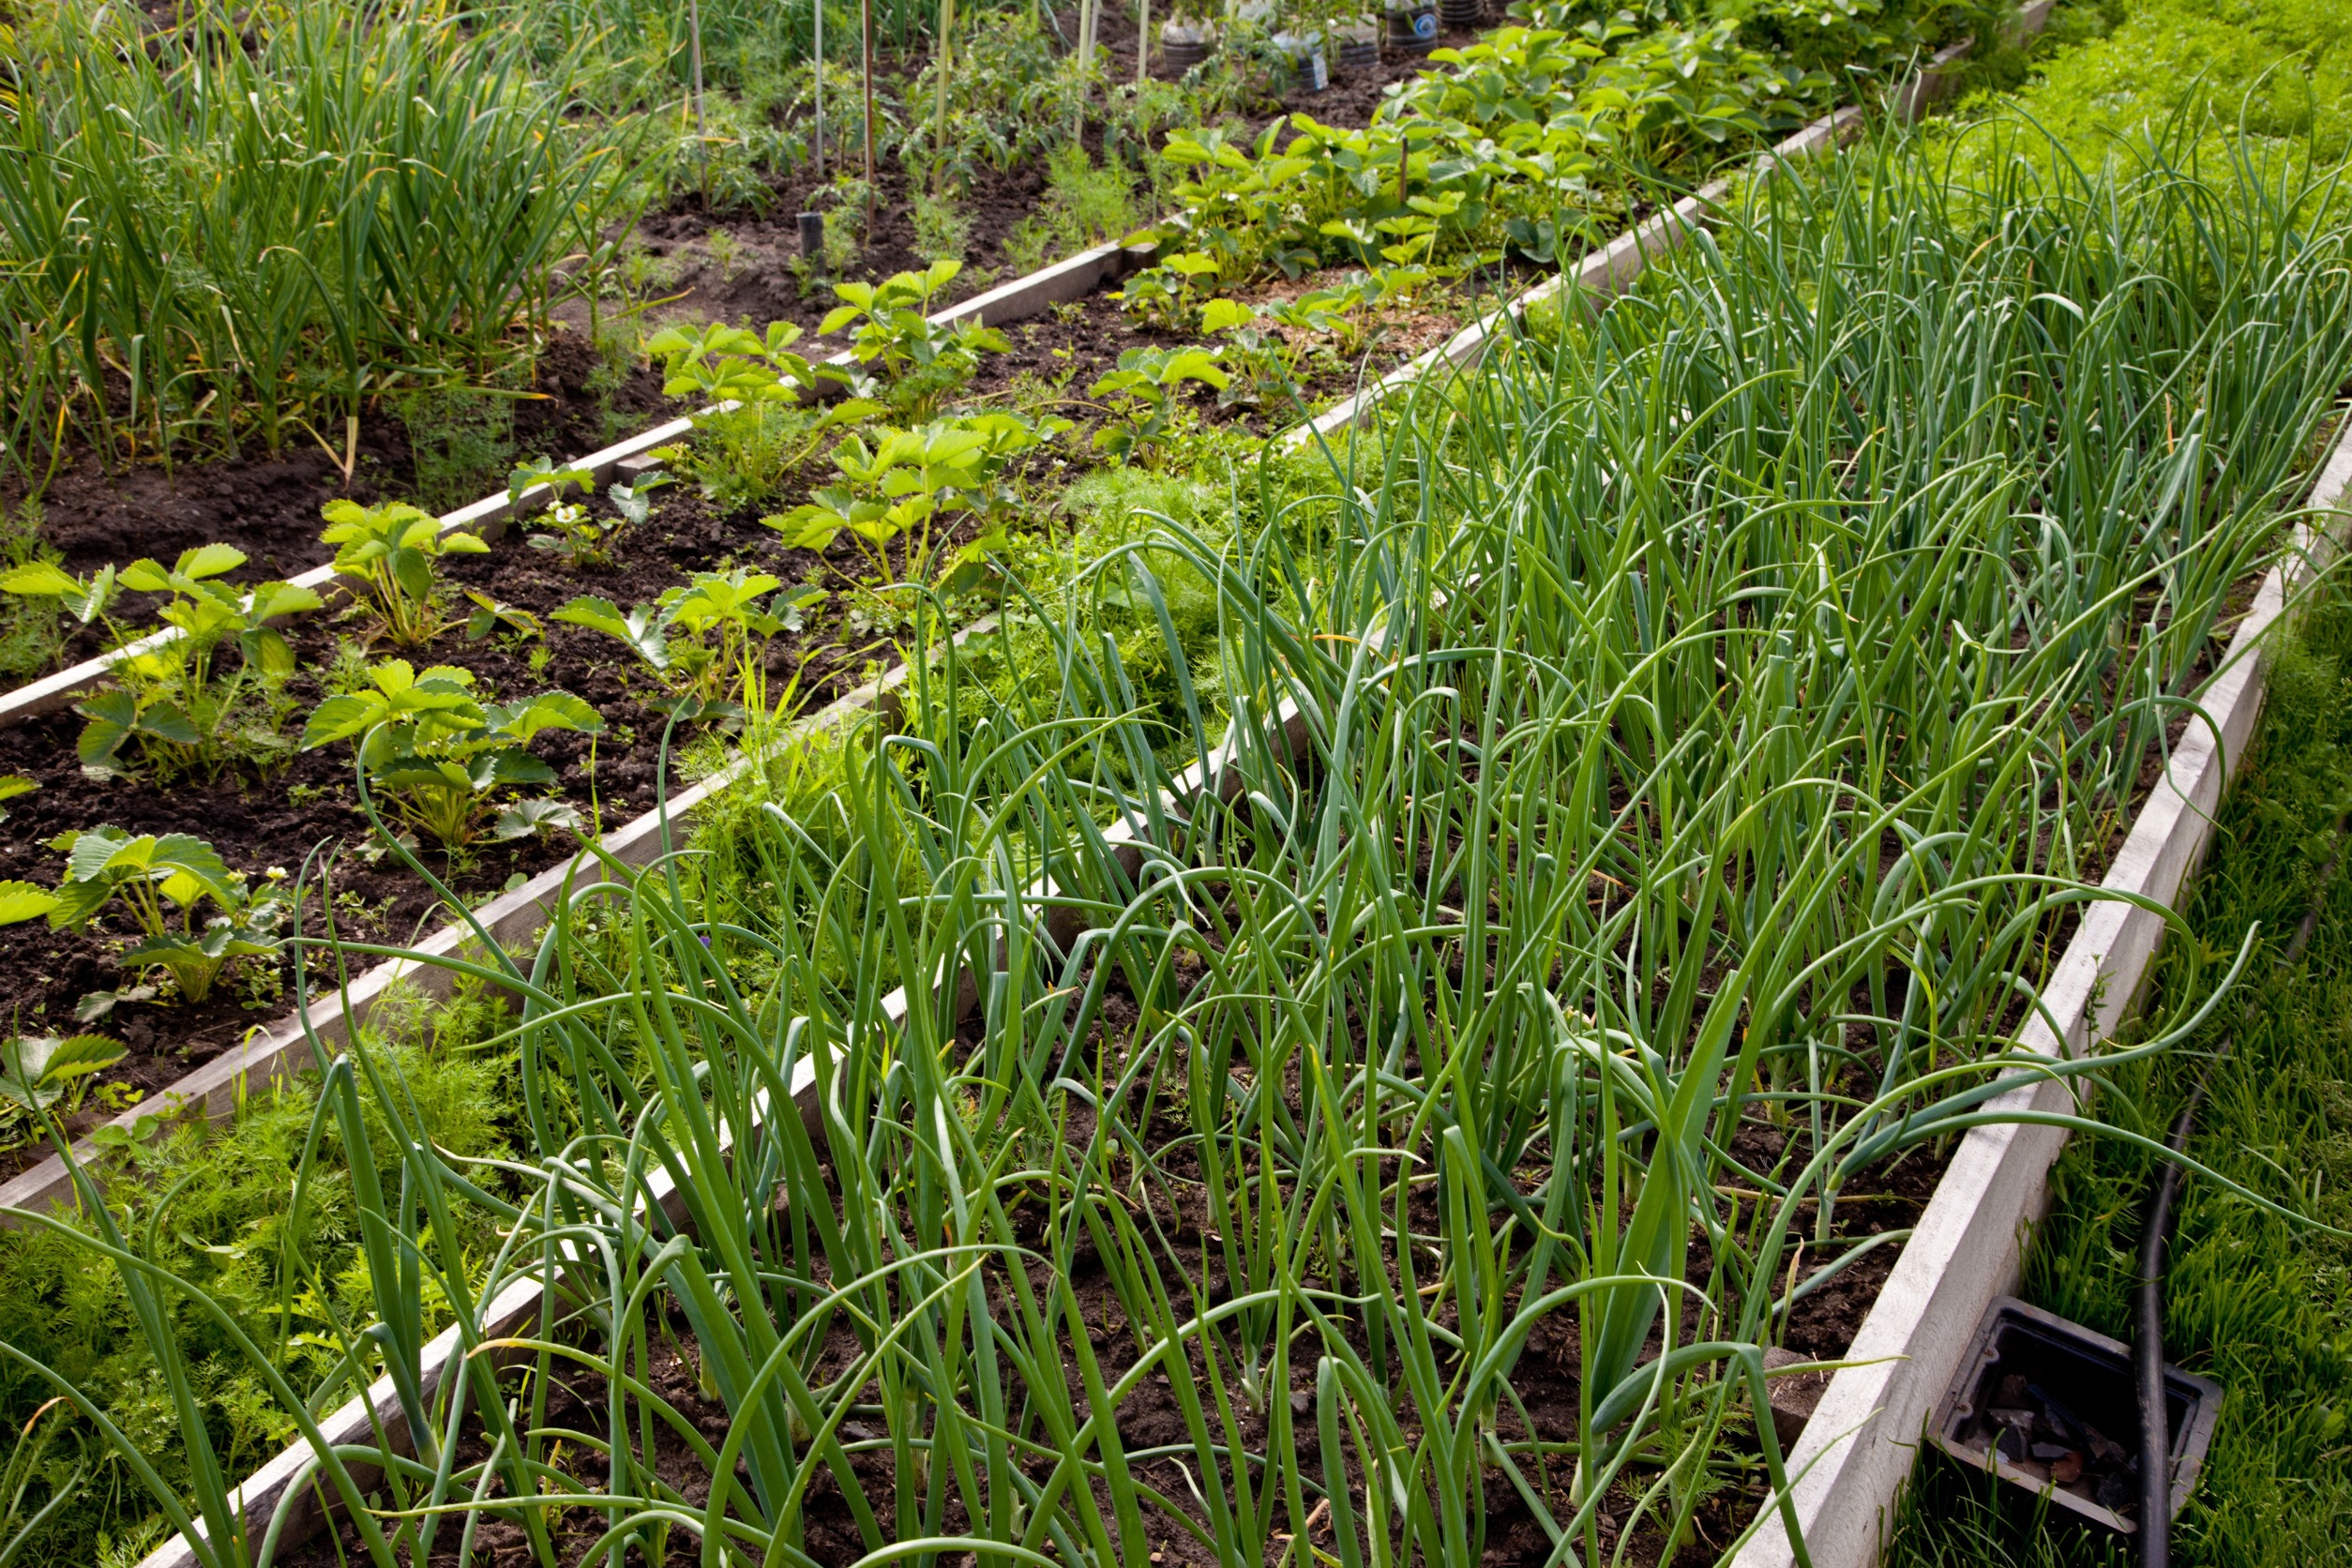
[73,13,2056,1563]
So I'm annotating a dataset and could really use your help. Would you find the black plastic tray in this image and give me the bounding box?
[1930,1295,2223,1533]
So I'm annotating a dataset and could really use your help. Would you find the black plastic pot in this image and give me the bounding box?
[1157,25,1215,76]
[1440,0,1482,28]
[1385,3,1439,54]
[1334,30,1379,71]
[1931,1297,2223,1534]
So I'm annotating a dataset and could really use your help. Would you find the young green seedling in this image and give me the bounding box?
[820,260,1010,417]
[507,457,621,570]
[299,660,603,849]
[60,544,324,776]
[462,591,543,643]
[1087,346,1229,463]
[556,568,823,721]
[321,500,489,645]
[0,827,291,1004]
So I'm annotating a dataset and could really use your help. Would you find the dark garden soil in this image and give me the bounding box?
[0,482,864,1173]
[19,333,671,588]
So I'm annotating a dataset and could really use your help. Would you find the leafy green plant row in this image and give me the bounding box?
[1112,0,2018,328]
[1932,0,2352,173]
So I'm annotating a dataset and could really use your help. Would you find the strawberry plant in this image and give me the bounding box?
[1158,15,1814,283]
[555,568,823,722]
[55,545,324,777]
[645,324,880,506]
[320,500,490,646]
[0,1033,126,1118]
[1112,249,1225,331]
[299,660,603,849]
[506,457,635,570]
[764,411,1066,592]
[1087,347,1229,464]
[0,827,291,1004]
[819,261,1010,417]
[1200,298,1302,409]
[607,467,673,528]
[646,320,834,406]
[0,557,119,631]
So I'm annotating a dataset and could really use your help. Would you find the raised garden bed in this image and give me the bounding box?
[0,0,1479,639]
[0,0,1974,1193]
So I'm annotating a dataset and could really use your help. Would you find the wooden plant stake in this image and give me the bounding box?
[934,0,956,195]
[862,0,877,230]
[687,0,710,201]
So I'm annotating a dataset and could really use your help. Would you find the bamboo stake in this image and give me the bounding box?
[815,0,825,179]
[1073,0,1096,140]
[1138,0,1149,86]
[686,0,709,201]
[934,0,955,195]
[862,0,876,229]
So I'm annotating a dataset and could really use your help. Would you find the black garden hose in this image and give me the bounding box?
[2133,815,2347,1566]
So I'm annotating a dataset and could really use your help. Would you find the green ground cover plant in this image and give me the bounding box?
[1935,0,2352,171]
[0,980,520,1566]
